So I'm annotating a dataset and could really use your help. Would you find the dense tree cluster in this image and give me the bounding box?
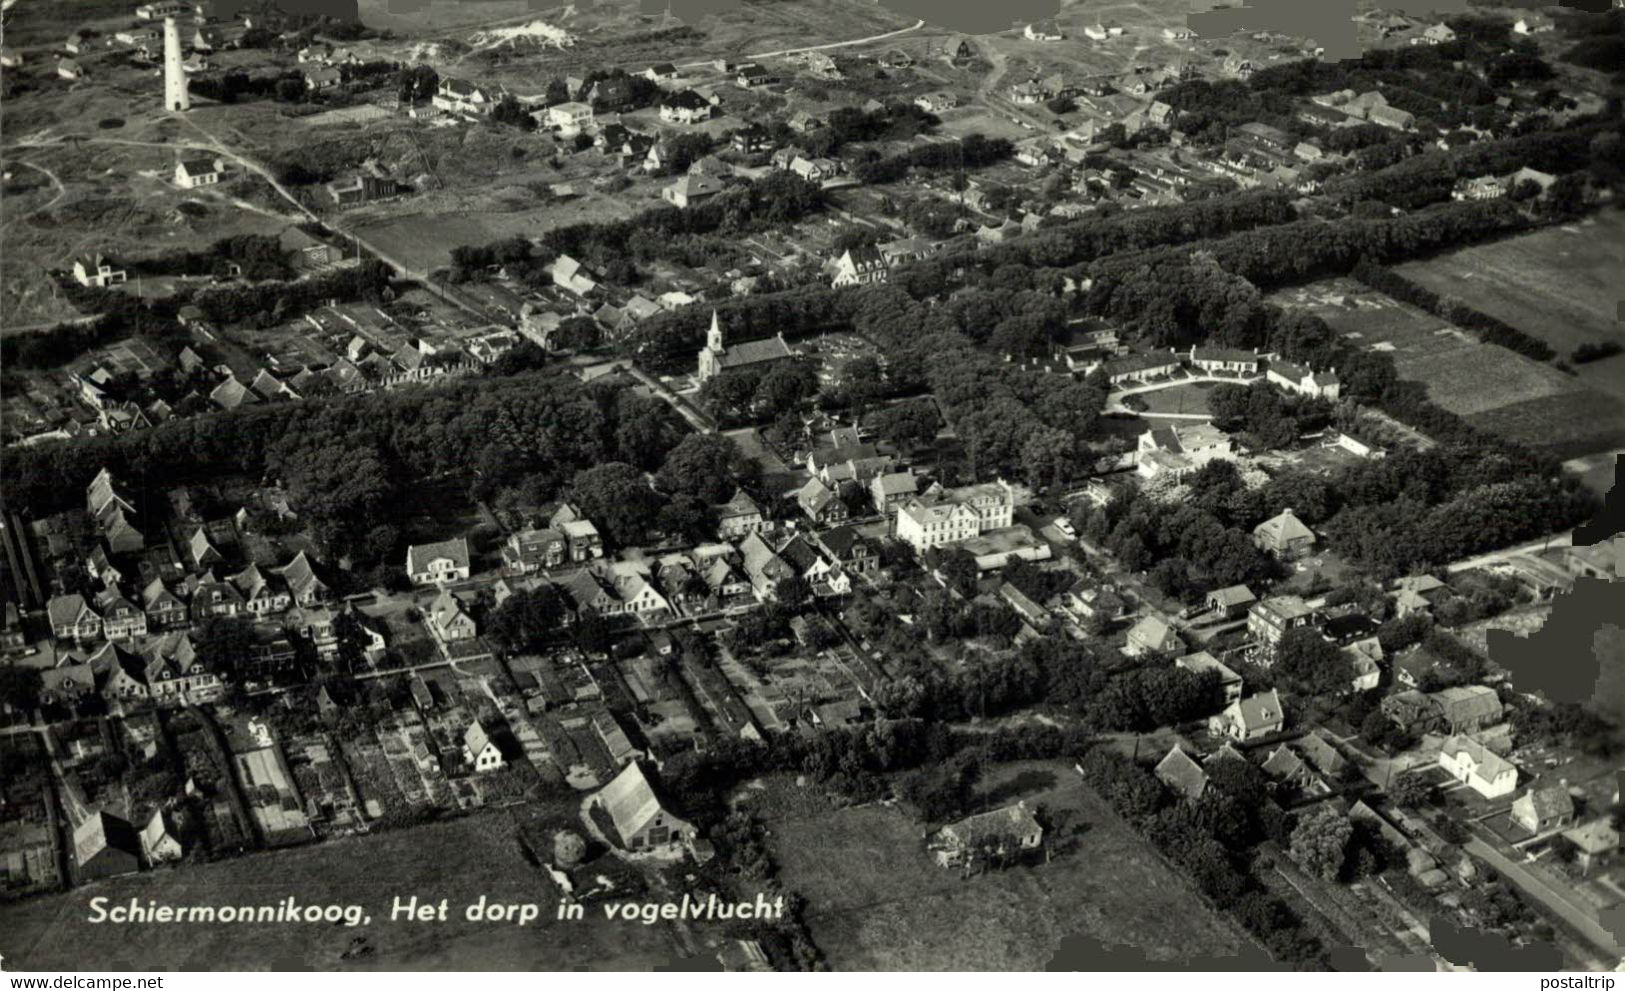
[122,234,293,282]
[1076,749,1323,965]
[189,259,391,328]
[849,133,1014,184]
[537,172,826,279]
[0,370,698,568]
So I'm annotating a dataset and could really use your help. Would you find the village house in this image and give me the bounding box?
[303,66,341,91]
[1509,784,1574,836]
[96,589,147,640]
[1155,746,1209,802]
[663,174,725,209]
[789,155,843,184]
[551,506,604,562]
[463,722,504,773]
[870,470,919,514]
[1176,650,1243,704]
[433,77,502,116]
[1084,21,1125,41]
[1104,351,1181,386]
[428,589,478,642]
[595,761,696,853]
[73,811,142,881]
[1063,581,1127,627]
[503,528,568,573]
[174,157,224,189]
[734,63,776,88]
[1205,584,1257,620]
[830,245,889,287]
[914,92,959,113]
[48,594,103,642]
[1438,735,1517,799]
[1266,359,1341,400]
[73,254,128,288]
[1023,19,1064,41]
[405,538,471,586]
[1189,345,1260,375]
[660,89,714,125]
[188,572,243,620]
[1252,510,1317,561]
[930,802,1043,868]
[1562,819,1620,874]
[1123,615,1182,657]
[1248,594,1318,652]
[795,478,849,526]
[815,526,881,578]
[697,311,795,383]
[716,489,767,539]
[140,808,185,864]
[739,532,795,598]
[545,101,594,133]
[1211,689,1284,741]
[276,551,329,606]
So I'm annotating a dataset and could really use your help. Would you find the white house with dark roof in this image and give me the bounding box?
[659,89,714,124]
[1438,735,1516,798]
[463,722,504,773]
[405,538,471,585]
[1211,689,1284,741]
[73,254,128,288]
[174,157,224,189]
[830,245,889,287]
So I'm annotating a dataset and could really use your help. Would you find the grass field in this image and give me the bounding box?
[1274,279,1625,458]
[1393,212,1625,405]
[0,809,687,971]
[756,761,1253,970]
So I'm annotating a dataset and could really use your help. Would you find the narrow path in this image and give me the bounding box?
[1464,833,1624,960]
[1,159,67,231]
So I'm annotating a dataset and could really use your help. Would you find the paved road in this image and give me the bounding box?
[676,18,925,68]
[1445,531,1573,573]
[1465,833,1625,960]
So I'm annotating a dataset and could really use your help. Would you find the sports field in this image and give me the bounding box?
[759,760,1254,970]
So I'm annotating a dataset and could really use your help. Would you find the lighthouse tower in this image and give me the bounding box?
[162,16,189,112]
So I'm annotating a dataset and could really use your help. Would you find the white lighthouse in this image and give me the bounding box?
[162,16,189,112]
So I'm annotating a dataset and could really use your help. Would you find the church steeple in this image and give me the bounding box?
[707,310,724,353]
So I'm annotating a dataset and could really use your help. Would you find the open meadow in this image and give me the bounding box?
[1273,279,1625,458]
[0,808,687,971]
[1392,212,1625,390]
[754,760,1254,970]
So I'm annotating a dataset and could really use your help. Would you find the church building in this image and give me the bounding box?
[696,311,795,382]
